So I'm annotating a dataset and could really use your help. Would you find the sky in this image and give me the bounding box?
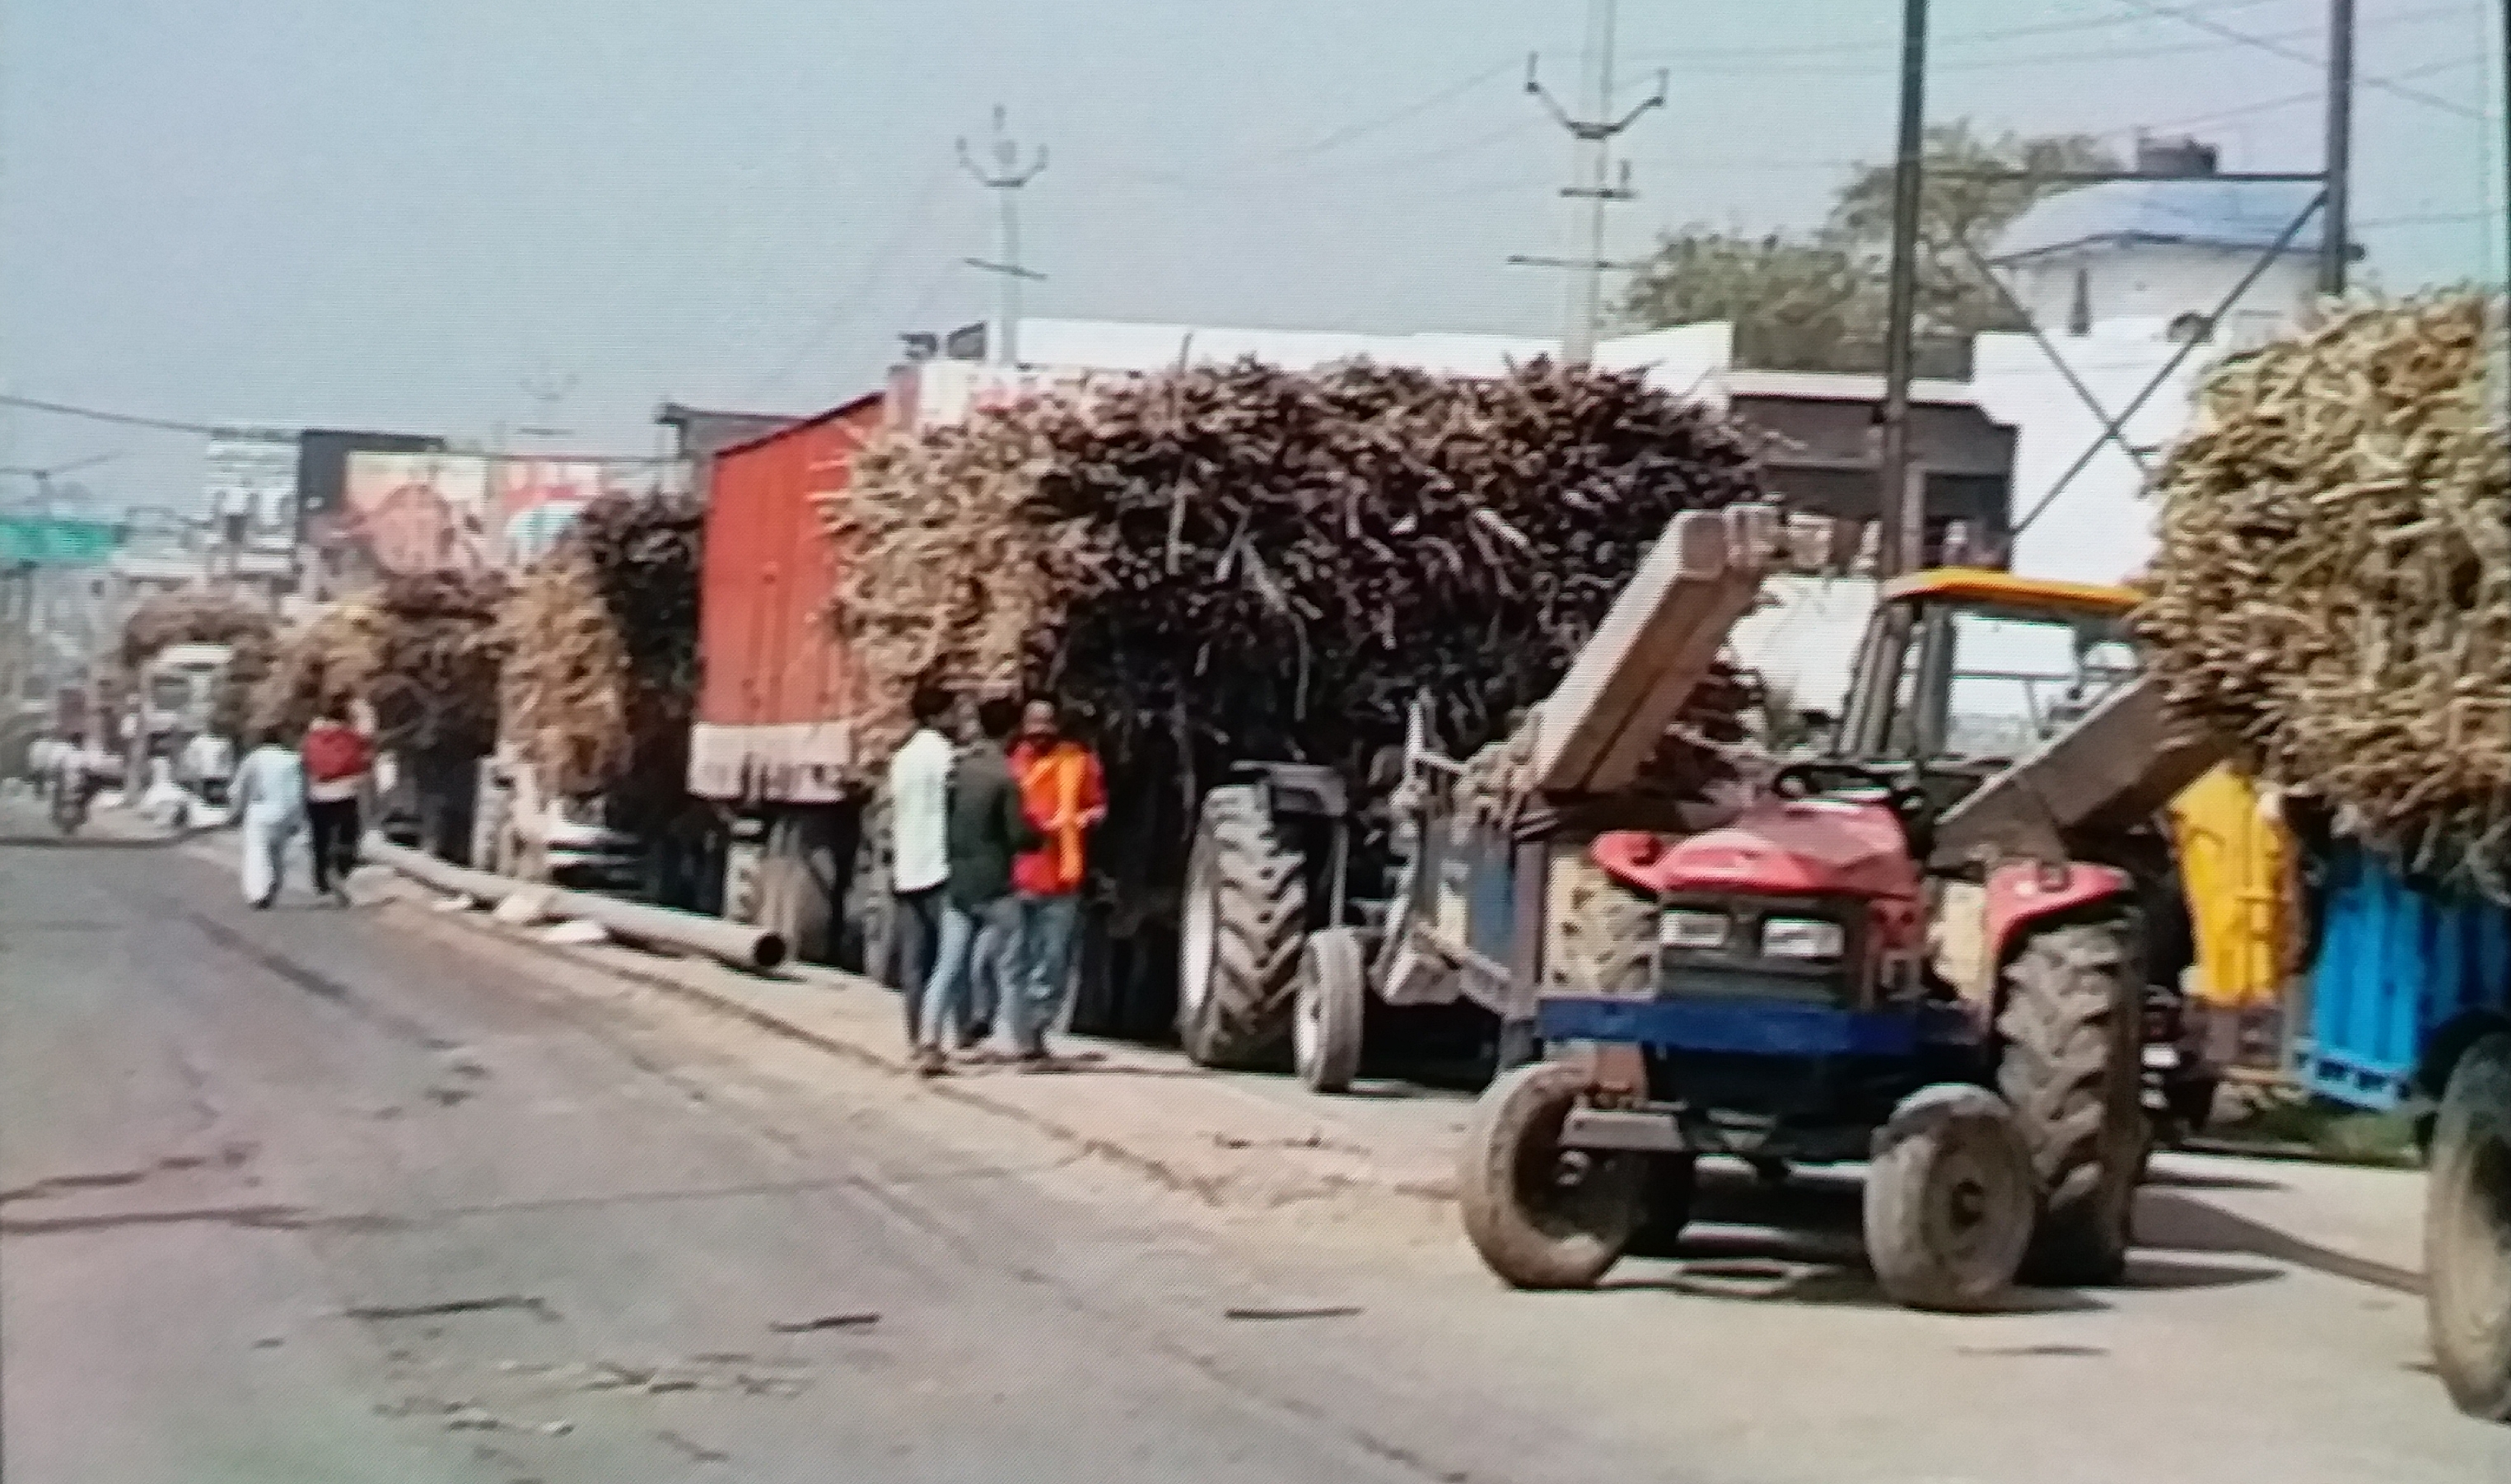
[2,0,2501,513]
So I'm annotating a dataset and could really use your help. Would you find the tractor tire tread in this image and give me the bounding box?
[1182,786,1308,1070]
[1996,919,2145,1287]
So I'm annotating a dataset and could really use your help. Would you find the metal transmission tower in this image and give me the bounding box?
[1510,0,1666,365]
[958,107,1049,368]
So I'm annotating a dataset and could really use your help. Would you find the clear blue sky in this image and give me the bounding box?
[2,0,2499,511]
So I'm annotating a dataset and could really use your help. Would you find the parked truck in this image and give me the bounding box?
[688,390,889,965]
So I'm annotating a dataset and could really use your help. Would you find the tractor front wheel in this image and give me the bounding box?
[1865,1085,2037,1313]
[1294,927,1367,1094]
[1998,917,2149,1286]
[2426,1032,2511,1422]
[1458,1062,1645,1290]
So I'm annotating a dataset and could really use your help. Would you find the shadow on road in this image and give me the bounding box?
[2139,1189,2424,1295]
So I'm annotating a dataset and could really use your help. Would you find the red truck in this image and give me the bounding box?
[688,363,1125,968]
[687,390,886,965]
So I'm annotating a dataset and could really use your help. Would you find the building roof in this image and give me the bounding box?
[1990,179,2330,265]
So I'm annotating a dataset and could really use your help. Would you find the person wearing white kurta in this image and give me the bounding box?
[231,735,307,908]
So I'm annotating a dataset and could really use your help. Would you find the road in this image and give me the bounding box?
[3,815,2505,1484]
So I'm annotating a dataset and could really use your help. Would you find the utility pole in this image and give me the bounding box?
[1512,0,1667,364]
[2321,0,2355,296]
[1874,0,1931,581]
[958,107,1049,369]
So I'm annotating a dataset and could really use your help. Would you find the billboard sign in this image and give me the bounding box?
[203,429,301,549]
[313,451,492,592]
[492,457,642,567]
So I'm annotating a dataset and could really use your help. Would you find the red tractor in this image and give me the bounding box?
[1454,567,2223,1310]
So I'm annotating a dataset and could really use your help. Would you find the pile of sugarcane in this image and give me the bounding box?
[251,573,507,755]
[828,358,1767,791]
[497,553,629,794]
[2135,293,2511,900]
[250,600,385,740]
[496,492,704,813]
[115,593,276,740]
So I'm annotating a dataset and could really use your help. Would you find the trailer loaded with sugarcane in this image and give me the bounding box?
[793,355,1770,1072]
[2135,295,2509,1421]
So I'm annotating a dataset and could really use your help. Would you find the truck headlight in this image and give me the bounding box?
[1761,917,1845,961]
[1660,909,1729,950]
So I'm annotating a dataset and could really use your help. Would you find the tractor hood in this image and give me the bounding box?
[1595,798,1921,901]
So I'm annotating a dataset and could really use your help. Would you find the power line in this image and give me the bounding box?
[0,394,217,436]
[749,163,951,399]
[2089,54,2481,138]
[2116,0,2485,119]
[1634,7,2468,77]
[1263,58,1523,159]
[1618,0,2280,59]
[0,394,679,464]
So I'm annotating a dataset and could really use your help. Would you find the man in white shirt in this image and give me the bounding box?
[885,685,958,1047]
[231,728,307,908]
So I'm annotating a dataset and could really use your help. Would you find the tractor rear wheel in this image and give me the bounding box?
[1176,786,1307,1069]
[1294,926,1367,1094]
[1458,1061,1645,1289]
[1865,1085,2037,1312]
[2426,1033,2511,1422]
[1549,856,1656,996]
[1997,917,2148,1286]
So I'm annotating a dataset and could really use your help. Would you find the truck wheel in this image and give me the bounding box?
[2425,1032,2511,1422]
[1550,856,1655,996]
[1865,1085,2037,1312]
[1294,926,1367,1094]
[1458,1061,1645,1289]
[762,814,839,965]
[722,838,765,925]
[1175,786,1306,1069]
[840,799,896,984]
[1997,917,2148,1286]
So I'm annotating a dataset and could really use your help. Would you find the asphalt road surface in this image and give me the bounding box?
[5,816,2507,1484]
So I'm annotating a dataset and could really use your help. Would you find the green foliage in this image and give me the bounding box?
[1624,121,2121,371]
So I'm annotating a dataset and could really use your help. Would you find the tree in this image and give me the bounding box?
[1622,121,2121,371]
[1622,233,1877,374]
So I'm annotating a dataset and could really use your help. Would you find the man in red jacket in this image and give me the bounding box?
[300,698,373,903]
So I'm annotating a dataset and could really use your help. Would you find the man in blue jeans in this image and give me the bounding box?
[911,697,1034,1077]
[1005,698,1105,1069]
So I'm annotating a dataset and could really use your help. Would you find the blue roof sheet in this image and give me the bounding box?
[1991,180,2327,263]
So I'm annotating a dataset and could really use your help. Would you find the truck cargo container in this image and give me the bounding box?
[685,391,884,963]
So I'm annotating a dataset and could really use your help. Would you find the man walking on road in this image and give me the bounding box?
[912,697,1036,1077]
[301,698,372,903]
[888,684,957,1048]
[231,727,306,909]
[1006,697,1105,1069]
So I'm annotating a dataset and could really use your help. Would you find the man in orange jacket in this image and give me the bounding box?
[1004,697,1105,1067]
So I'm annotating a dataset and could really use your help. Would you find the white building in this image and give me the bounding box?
[1971,136,2332,586]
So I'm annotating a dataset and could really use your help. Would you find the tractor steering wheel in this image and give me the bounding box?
[1770,761,1938,855]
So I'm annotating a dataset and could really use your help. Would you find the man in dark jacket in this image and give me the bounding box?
[911,697,1037,1075]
